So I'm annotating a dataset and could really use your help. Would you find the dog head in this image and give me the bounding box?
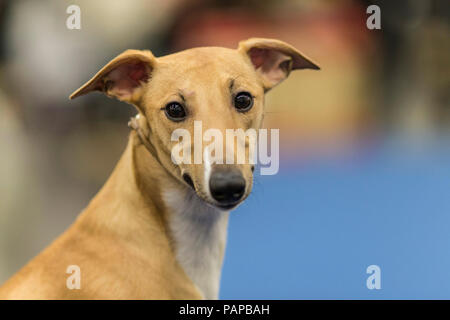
[70,38,319,210]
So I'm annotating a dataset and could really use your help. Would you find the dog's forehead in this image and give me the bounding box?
[156,47,252,75]
[144,46,261,103]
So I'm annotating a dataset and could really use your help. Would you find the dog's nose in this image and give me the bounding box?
[209,168,246,206]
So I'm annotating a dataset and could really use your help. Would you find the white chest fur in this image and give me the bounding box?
[163,188,229,299]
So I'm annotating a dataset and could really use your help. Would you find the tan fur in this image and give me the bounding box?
[0,38,318,299]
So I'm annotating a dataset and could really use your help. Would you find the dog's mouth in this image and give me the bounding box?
[215,203,239,210]
[182,173,195,189]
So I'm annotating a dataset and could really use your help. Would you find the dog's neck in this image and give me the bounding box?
[131,132,229,299]
[162,188,229,299]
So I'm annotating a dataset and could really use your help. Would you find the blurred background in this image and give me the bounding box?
[0,0,449,299]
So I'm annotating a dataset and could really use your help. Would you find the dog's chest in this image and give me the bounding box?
[163,189,229,300]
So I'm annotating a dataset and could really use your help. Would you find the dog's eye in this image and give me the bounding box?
[164,102,187,121]
[234,92,253,112]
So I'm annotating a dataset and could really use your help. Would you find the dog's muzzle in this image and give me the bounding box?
[209,168,246,209]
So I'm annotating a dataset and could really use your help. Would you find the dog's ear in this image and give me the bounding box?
[238,38,319,91]
[69,49,155,105]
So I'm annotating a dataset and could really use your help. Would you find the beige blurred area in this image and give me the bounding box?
[0,0,449,283]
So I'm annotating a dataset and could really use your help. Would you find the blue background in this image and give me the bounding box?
[220,137,450,299]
